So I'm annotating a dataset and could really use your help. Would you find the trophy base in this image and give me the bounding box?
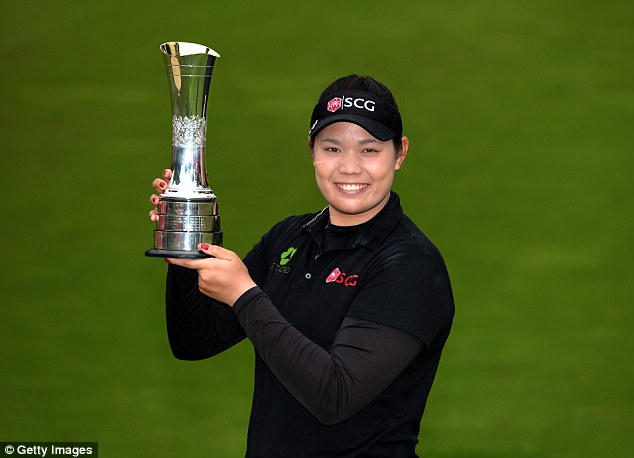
[146,229,223,258]
[145,249,212,259]
[147,194,222,260]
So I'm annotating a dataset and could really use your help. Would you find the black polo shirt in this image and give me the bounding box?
[165,192,454,457]
[235,192,454,457]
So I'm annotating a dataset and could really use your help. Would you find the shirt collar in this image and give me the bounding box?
[304,192,404,251]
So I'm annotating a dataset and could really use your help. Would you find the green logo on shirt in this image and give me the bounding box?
[280,247,297,266]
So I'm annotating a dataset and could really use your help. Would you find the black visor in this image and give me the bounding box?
[308,90,402,141]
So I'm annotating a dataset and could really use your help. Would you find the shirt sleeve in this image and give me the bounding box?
[165,264,246,360]
[233,287,424,425]
[164,216,285,360]
[347,246,454,347]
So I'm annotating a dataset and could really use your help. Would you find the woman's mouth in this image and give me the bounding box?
[336,183,369,193]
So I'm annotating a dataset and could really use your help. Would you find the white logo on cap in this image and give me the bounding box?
[326,95,376,113]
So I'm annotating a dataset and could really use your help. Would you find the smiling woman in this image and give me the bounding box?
[149,74,455,457]
[312,122,409,226]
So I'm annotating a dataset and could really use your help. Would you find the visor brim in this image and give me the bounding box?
[309,114,398,142]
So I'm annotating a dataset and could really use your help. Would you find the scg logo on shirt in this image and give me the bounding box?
[325,267,358,287]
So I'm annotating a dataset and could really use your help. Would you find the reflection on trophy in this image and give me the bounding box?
[145,42,222,258]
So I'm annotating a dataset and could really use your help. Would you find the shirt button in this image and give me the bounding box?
[305,273,312,279]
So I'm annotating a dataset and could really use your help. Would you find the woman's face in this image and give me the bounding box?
[311,122,408,226]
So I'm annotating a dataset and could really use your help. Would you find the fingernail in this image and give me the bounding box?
[159,182,166,189]
[199,243,210,251]
[163,169,170,177]
[165,258,171,264]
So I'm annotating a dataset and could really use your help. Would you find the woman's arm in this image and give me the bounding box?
[165,264,246,360]
[233,287,424,425]
[150,169,249,360]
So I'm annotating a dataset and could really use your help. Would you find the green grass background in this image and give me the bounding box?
[1,0,632,456]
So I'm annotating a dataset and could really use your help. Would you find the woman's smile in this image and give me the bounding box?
[335,182,369,193]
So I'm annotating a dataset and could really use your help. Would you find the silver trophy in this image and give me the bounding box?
[146,42,222,258]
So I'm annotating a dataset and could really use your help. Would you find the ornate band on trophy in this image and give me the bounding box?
[173,115,207,147]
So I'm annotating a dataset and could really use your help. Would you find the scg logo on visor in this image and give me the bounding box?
[327,96,376,113]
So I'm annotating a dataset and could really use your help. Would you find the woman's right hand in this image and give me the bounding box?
[149,168,172,222]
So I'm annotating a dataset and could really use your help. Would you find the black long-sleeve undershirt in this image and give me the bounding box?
[166,265,245,360]
[233,286,424,425]
[166,265,424,425]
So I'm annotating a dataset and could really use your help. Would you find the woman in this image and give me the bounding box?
[149,75,454,457]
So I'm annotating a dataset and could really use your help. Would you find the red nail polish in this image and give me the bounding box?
[200,243,210,251]
[165,258,170,264]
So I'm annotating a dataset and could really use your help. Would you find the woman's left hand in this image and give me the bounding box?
[167,244,257,306]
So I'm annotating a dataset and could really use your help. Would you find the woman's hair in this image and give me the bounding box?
[310,75,403,153]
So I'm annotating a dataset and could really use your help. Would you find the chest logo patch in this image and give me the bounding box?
[271,247,297,274]
[280,247,297,265]
[326,267,359,287]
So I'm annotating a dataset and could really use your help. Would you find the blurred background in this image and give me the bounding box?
[1,0,632,456]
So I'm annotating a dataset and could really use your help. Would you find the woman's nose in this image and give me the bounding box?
[338,154,362,174]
